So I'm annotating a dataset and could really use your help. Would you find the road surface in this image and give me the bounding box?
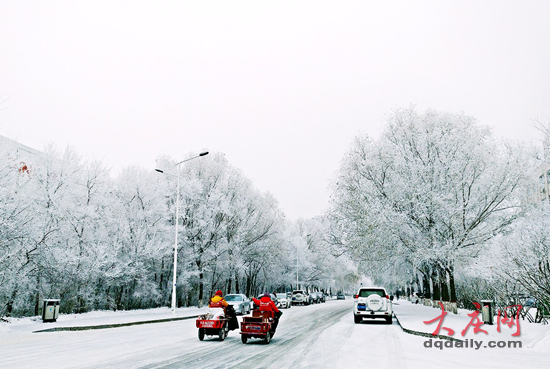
[6,300,543,369]
[4,300,408,368]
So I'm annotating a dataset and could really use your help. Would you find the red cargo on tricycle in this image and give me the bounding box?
[240,310,276,344]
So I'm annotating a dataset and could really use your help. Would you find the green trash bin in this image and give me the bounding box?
[42,299,60,322]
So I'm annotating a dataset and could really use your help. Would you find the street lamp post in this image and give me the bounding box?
[296,243,299,290]
[156,151,209,314]
[296,234,311,290]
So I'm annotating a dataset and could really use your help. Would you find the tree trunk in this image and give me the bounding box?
[115,286,124,311]
[159,259,164,291]
[413,273,420,295]
[448,266,457,302]
[235,270,240,294]
[422,271,431,299]
[198,271,204,307]
[440,267,450,302]
[431,268,441,307]
[227,277,233,294]
[246,275,252,296]
[34,276,40,316]
[4,288,17,317]
[447,265,458,314]
[196,257,204,307]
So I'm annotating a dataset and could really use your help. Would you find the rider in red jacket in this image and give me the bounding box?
[253,293,280,317]
[253,293,282,331]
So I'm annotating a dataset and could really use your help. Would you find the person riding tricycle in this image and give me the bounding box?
[240,293,283,344]
[196,290,238,341]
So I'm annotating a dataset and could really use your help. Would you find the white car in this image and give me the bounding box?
[224,294,251,315]
[291,290,309,305]
[276,293,292,308]
[353,287,392,324]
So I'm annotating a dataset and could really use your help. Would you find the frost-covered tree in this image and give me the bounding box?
[492,203,550,311]
[155,153,287,306]
[1,141,348,318]
[298,217,357,294]
[104,166,171,310]
[328,107,529,310]
[0,146,36,319]
[28,146,113,313]
[226,190,286,297]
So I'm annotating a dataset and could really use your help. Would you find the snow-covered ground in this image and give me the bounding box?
[392,299,550,349]
[2,299,550,368]
[1,306,206,335]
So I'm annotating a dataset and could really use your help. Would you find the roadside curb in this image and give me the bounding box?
[33,315,201,333]
[393,313,464,342]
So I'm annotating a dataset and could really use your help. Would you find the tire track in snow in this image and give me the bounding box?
[136,302,352,369]
[224,303,352,368]
[385,319,408,369]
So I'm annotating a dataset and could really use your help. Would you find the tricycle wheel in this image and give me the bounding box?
[264,331,271,344]
[219,327,226,341]
[198,329,205,341]
[241,334,248,344]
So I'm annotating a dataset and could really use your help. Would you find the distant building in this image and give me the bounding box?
[534,161,550,202]
[533,134,550,202]
[0,135,42,174]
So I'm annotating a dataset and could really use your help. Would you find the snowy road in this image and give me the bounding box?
[155,300,358,369]
[4,300,550,368]
[5,300,396,368]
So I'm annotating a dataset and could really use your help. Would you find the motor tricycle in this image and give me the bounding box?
[240,310,277,344]
[196,307,230,341]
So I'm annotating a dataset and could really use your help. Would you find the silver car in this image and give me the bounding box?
[225,294,251,315]
[276,293,292,309]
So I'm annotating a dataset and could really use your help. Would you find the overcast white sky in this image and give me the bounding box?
[1,1,550,220]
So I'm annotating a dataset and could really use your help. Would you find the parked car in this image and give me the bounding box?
[224,294,251,315]
[319,293,326,303]
[291,290,309,305]
[310,292,322,304]
[308,292,317,304]
[337,293,346,300]
[353,287,392,324]
[275,293,292,308]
